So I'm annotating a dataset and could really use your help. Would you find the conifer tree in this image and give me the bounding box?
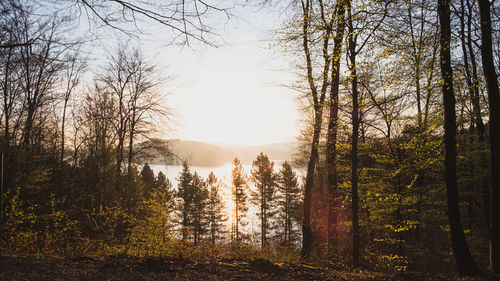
[206,172,228,245]
[155,172,174,210]
[277,161,301,246]
[231,157,248,243]
[191,172,208,245]
[141,163,155,199]
[177,162,194,241]
[250,153,277,248]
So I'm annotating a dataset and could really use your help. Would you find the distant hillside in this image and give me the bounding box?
[219,143,294,164]
[136,139,294,167]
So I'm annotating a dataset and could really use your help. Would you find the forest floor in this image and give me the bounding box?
[0,255,496,281]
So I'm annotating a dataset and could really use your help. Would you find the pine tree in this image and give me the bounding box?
[130,168,174,255]
[141,163,155,199]
[177,162,194,241]
[206,172,228,245]
[250,153,277,248]
[191,172,208,246]
[154,171,168,190]
[276,161,301,246]
[155,172,174,209]
[231,157,248,243]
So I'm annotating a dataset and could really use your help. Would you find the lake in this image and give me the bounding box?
[147,162,304,238]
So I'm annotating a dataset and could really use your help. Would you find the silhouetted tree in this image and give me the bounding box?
[231,157,248,243]
[206,172,228,245]
[141,163,155,198]
[276,162,301,246]
[438,0,479,275]
[191,172,208,246]
[177,162,194,241]
[250,153,277,248]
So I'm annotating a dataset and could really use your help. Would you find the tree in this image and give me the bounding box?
[438,0,479,275]
[141,163,155,198]
[177,162,194,241]
[344,0,389,267]
[346,0,361,266]
[326,0,348,249]
[1,0,232,48]
[231,157,248,243]
[191,172,208,246]
[276,161,301,246]
[250,153,277,248]
[97,46,168,199]
[60,51,86,163]
[130,168,174,256]
[294,0,336,258]
[206,172,227,245]
[476,0,500,273]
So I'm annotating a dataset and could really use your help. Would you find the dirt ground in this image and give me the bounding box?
[0,255,496,281]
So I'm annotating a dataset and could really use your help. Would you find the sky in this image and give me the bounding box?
[89,3,301,146]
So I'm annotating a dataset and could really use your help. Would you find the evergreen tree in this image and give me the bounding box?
[250,153,277,248]
[154,172,174,210]
[177,162,194,241]
[206,172,228,245]
[276,161,301,246]
[231,157,248,243]
[191,172,209,245]
[130,169,174,255]
[141,163,155,199]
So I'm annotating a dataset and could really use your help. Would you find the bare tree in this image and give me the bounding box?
[60,51,86,163]
[476,0,500,274]
[98,46,169,204]
[28,0,234,46]
[438,0,479,275]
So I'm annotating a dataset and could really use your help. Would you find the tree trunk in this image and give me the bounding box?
[300,0,327,258]
[438,0,479,275]
[61,98,68,163]
[302,110,322,258]
[347,2,360,267]
[326,0,347,248]
[476,0,500,274]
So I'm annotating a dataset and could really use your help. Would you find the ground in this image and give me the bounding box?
[0,255,496,281]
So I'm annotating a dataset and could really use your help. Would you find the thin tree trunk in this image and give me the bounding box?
[438,0,479,275]
[61,98,68,163]
[3,42,12,145]
[467,1,486,141]
[347,2,360,267]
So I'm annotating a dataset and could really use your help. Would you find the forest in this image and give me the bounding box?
[0,0,499,280]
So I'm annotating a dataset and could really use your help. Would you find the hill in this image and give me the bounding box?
[136,139,294,167]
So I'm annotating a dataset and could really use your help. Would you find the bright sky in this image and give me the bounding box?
[91,4,300,146]
[163,7,299,146]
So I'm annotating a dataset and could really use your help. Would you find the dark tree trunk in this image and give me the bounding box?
[467,1,486,141]
[438,0,479,275]
[300,0,328,259]
[476,0,500,274]
[347,2,360,268]
[326,0,347,247]
[302,109,322,258]
[61,98,68,163]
